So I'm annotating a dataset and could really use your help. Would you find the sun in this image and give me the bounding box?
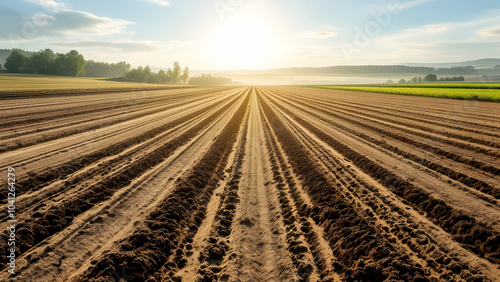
[211,14,277,69]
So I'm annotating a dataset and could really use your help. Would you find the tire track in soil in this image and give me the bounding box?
[262,89,498,281]
[266,89,500,199]
[0,88,233,153]
[0,88,235,173]
[73,88,251,281]
[260,88,500,266]
[0,88,242,217]
[156,88,304,281]
[170,99,251,281]
[1,86,498,281]
[259,92,342,282]
[0,89,240,200]
[0,89,246,266]
[2,87,247,282]
[220,90,300,281]
[258,91,428,281]
[161,88,339,282]
[292,87,500,141]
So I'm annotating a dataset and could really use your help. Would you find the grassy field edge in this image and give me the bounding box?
[307,85,500,102]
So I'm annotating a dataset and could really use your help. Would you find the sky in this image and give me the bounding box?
[1,0,500,70]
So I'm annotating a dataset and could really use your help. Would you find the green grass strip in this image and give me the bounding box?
[308,85,500,102]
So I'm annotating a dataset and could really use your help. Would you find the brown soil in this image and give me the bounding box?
[1,86,498,281]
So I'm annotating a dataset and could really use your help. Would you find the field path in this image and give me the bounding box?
[226,90,298,280]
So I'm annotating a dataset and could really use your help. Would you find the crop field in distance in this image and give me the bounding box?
[0,84,499,281]
[312,83,500,102]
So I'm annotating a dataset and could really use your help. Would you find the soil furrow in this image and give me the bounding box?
[0,89,247,264]
[261,89,500,265]
[258,90,428,281]
[74,88,251,281]
[268,90,496,280]
[1,86,498,281]
[266,90,500,198]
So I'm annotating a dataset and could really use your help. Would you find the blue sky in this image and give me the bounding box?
[1,0,500,70]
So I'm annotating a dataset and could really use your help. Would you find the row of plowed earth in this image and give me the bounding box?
[0,89,246,261]
[173,92,333,281]
[0,88,240,201]
[0,86,192,100]
[165,86,498,281]
[264,88,500,199]
[0,87,234,152]
[257,90,429,281]
[75,88,252,281]
[260,89,500,265]
[261,89,499,280]
[0,86,498,281]
[0,87,246,273]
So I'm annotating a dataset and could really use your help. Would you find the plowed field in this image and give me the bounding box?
[1,86,499,281]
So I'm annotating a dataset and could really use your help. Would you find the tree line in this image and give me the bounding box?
[85,60,131,77]
[188,74,235,85]
[117,63,189,84]
[5,49,86,77]
[278,65,478,75]
[388,74,465,84]
[3,48,191,84]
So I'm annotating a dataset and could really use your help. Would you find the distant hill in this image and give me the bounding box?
[206,58,500,76]
[401,58,500,69]
[215,65,482,76]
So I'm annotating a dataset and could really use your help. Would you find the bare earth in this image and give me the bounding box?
[0,86,499,281]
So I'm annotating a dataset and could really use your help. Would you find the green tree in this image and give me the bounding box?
[166,68,173,83]
[53,54,68,76]
[5,49,29,73]
[399,78,406,84]
[31,49,56,74]
[417,76,422,83]
[172,61,181,84]
[423,74,437,82]
[180,66,190,84]
[143,65,155,83]
[64,50,86,77]
[188,73,233,85]
[125,66,144,82]
[156,69,167,83]
[411,77,418,83]
[116,61,131,75]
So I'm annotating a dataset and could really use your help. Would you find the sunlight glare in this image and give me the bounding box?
[212,14,276,69]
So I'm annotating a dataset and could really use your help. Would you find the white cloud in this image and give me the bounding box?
[22,0,66,12]
[51,40,162,52]
[53,11,131,35]
[477,27,500,37]
[143,0,170,6]
[300,31,337,39]
[393,24,450,38]
[398,0,435,10]
[0,10,131,42]
[418,24,449,34]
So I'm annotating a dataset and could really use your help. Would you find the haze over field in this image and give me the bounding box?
[2,0,500,72]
